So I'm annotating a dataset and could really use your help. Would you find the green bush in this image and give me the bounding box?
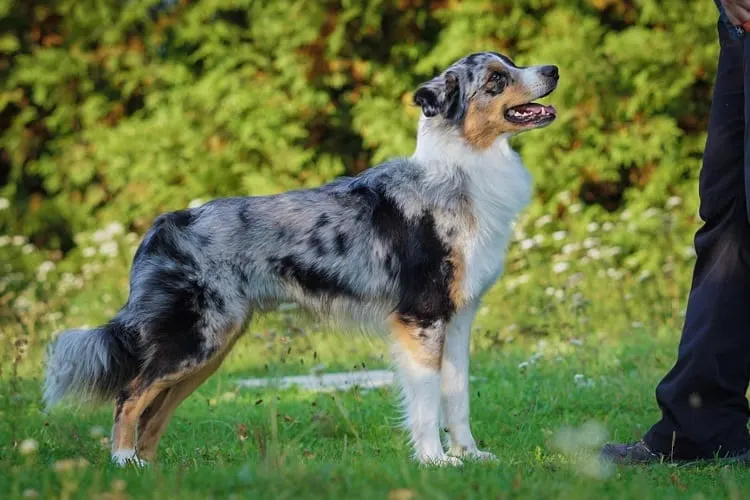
[0,0,718,331]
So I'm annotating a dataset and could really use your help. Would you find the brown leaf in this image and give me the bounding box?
[670,472,687,492]
[388,489,415,500]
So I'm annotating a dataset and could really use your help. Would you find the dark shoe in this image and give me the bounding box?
[600,441,664,465]
[601,441,750,466]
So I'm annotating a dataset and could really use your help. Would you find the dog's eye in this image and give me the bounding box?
[487,72,507,94]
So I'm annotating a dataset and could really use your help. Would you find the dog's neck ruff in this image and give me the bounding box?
[411,119,532,216]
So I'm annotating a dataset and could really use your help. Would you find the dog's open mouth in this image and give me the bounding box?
[504,103,556,126]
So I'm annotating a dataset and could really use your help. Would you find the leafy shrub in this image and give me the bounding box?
[0,0,717,338]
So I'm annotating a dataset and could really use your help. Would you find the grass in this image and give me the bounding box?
[2,286,750,500]
[2,206,748,499]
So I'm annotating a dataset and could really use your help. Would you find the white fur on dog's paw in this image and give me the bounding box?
[111,449,147,468]
[417,454,464,467]
[448,446,498,462]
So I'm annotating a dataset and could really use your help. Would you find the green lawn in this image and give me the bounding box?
[2,275,750,499]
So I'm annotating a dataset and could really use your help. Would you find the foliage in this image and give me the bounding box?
[1,0,718,241]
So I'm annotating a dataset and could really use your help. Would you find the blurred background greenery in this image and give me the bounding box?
[0,0,718,347]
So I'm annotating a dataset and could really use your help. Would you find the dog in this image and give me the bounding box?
[44,51,558,467]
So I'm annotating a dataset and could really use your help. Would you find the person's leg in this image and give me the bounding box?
[604,19,750,462]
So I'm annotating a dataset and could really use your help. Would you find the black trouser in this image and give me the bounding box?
[643,20,750,459]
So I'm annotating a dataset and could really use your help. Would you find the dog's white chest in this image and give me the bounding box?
[460,153,532,302]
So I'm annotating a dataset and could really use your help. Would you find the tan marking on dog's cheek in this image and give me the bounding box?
[462,82,537,149]
[463,99,508,149]
[389,315,444,370]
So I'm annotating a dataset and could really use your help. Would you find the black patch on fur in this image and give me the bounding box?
[363,187,456,323]
[138,264,207,377]
[136,215,198,269]
[491,52,517,68]
[309,234,328,257]
[413,85,442,118]
[269,255,358,298]
[170,209,195,228]
[334,233,348,255]
[314,213,330,229]
[239,207,253,225]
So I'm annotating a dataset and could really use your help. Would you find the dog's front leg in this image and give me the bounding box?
[390,315,461,466]
[440,302,497,461]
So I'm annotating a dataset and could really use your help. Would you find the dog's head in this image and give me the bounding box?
[413,52,559,148]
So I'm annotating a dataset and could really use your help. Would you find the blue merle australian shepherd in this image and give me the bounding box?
[44,52,559,467]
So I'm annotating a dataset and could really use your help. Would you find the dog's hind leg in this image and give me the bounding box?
[111,374,179,467]
[135,353,227,462]
[389,314,461,466]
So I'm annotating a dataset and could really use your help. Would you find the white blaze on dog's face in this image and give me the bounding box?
[413,52,559,149]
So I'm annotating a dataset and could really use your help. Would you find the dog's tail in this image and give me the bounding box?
[43,317,139,410]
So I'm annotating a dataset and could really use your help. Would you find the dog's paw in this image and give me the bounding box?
[111,449,147,468]
[448,446,498,462]
[417,454,464,467]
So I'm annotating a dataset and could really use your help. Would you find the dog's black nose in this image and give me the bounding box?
[540,65,559,80]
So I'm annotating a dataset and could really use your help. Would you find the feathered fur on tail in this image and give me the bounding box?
[43,320,139,409]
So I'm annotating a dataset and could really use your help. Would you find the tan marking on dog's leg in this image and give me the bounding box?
[136,357,224,461]
[448,247,467,310]
[389,314,458,465]
[111,370,190,466]
[389,315,445,370]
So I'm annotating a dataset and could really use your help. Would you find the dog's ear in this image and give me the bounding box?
[413,70,461,120]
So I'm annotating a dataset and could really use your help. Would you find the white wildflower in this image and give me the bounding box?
[125,232,138,244]
[602,221,614,232]
[682,246,696,259]
[14,296,31,311]
[562,243,580,255]
[21,244,34,254]
[552,230,567,241]
[666,196,682,209]
[604,247,622,258]
[517,274,530,284]
[12,235,26,246]
[99,241,118,258]
[587,248,601,260]
[638,270,652,282]
[553,262,569,274]
[0,235,9,247]
[586,222,599,233]
[19,438,38,456]
[620,209,632,220]
[37,261,55,281]
[535,215,553,228]
[105,222,124,237]
[545,287,556,296]
[557,191,572,204]
[533,234,545,246]
[520,238,535,250]
[82,247,96,258]
[574,374,594,388]
[554,289,564,300]
[188,198,205,209]
[606,268,623,281]
[91,229,109,243]
[518,361,529,371]
[0,197,9,210]
[582,237,599,249]
[643,207,659,218]
[569,203,583,214]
